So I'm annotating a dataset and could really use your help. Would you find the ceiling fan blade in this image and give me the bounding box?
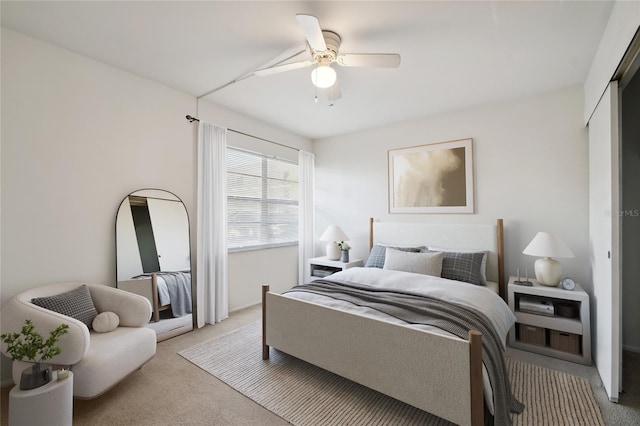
[336,53,401,68]
[326,80,342,102]
[296,14,327,52]
[254,60,313,77]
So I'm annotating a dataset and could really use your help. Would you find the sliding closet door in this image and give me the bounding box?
[588,80,621,402]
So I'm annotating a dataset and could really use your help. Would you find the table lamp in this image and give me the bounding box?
[319,225,350,260]
[522,232,574,286]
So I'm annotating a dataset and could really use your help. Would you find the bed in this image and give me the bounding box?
[118,271,192,322]
[262,218,522,426]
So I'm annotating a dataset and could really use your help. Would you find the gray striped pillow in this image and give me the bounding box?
[421,249,485,285]
[441,252,485,285]
[31,285,98,328]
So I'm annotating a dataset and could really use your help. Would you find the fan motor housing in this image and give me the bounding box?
[313,30,341,62]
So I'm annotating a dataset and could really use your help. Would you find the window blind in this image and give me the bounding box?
[227,148,299,251]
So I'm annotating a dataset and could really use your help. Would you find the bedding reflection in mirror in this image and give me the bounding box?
[116,189,193,341]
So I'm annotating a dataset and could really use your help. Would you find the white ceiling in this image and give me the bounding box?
[1,1,613,139]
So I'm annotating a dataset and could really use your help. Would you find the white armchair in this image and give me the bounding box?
[1,282,157,398]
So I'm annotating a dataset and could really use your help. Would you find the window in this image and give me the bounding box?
[227,148,299,251]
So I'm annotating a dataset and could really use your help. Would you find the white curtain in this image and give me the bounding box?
[196,122,229,327]
[298,150,315,284]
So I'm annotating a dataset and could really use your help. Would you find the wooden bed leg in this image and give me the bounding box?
[152,273,160,322]
[496,218,505,301]
[469,330,483,426]
[369,217,374,251]
[262,284,270,360]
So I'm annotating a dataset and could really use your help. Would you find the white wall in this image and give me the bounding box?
[0,28,310,384]
[0,27,195,384]
[1,28,197,301]
[313,86,590,292]
[0,28,312,311]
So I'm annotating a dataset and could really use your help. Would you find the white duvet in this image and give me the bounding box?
[284,267,517,415]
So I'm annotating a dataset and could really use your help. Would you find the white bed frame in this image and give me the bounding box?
[262,218,505,426]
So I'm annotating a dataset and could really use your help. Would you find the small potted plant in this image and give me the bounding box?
[0,319,69,390]
[338,241,351,263]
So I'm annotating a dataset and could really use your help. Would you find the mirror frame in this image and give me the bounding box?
[115,188,195,340]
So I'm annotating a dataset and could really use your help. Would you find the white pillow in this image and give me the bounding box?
[428,246,488,285]
[383,249,444,277]
[92,311,120,333]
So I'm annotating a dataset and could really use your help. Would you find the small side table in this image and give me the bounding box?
[9,370,73,426]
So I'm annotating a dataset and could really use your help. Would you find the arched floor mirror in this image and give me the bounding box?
[116,189,194,341]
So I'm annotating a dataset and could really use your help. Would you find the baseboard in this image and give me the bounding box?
[623,344,640,353]
[230,301,261,313]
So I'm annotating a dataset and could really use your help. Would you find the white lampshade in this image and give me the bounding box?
[319,225,350,242]
[311,65,337,88]
[523,232,574,286]
[523,232,574,258]
[319,225,350,260]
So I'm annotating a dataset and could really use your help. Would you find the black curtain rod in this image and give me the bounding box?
[185,115,299,152]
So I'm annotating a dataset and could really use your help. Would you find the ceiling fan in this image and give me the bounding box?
[254,14,401,102]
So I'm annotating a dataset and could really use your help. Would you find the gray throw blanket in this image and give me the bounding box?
[132,271,192,317]
[286,279,524,426]
[158,272,192,317]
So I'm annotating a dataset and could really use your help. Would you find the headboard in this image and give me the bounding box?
[368,218,505,299]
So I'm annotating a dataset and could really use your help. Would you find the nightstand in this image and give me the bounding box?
[508,276,591,365]
[308,256,363,282]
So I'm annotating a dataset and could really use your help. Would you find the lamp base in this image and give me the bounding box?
[534,257,562,286]
[326,242,341,260]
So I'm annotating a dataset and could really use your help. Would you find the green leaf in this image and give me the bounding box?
[0,320,69,363]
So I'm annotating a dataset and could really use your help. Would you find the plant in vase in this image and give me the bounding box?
[338,241,351,263]
[0,319,69,390]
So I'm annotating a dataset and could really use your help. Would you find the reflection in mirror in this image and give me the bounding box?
[116,189,193,341]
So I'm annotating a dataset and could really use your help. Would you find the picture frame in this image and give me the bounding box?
[388,138,474,214]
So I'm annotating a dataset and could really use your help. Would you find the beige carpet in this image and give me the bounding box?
[179,321,605,426]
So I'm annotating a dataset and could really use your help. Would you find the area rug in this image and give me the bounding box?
[179,322,604,426]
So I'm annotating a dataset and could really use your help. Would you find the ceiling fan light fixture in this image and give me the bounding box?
[311,64,336,88]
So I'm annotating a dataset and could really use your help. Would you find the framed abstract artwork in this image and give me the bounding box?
[388,138,474,214]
